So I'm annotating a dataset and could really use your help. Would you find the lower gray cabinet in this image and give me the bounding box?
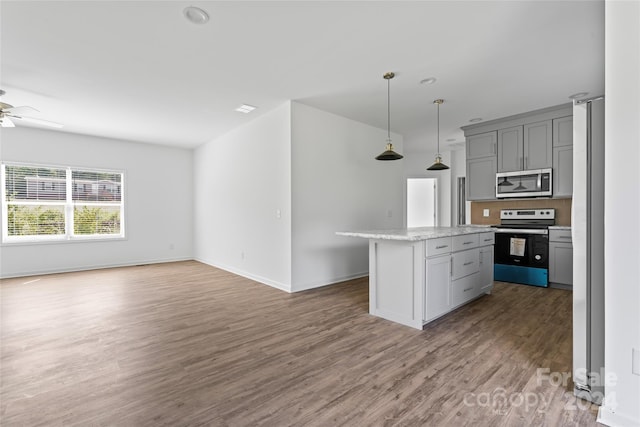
[549,229,573,287]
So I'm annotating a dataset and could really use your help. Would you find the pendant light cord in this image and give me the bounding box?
[436,100,440,156]
[387,77,391,140]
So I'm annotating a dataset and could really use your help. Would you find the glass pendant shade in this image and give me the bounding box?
[376,72,402,161]
[426,99,449,171]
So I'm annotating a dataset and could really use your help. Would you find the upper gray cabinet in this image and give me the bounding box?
[462,103,573,201]
[466,131,497,159]
[552,116,574,198]
[553,116,573,147]
[497,120,553,172]
[466,131,497,200]
[524,120,553,170]
[497,126,524,172]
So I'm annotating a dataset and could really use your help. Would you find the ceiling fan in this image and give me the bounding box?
[0,89,63,128]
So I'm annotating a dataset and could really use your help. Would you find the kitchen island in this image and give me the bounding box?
[337,227,495,329]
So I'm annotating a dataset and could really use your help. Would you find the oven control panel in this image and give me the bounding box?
[500,209,555,220]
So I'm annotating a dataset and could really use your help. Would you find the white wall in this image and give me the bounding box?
[291,102,403,291]
[402,144,453,227]
[0,127,193,277]
[194,102,292,291]
[599,2,640,426]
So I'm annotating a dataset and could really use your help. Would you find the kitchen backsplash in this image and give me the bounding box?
[470,198,572,226]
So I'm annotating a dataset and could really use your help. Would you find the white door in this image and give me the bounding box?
[407,178,437,227]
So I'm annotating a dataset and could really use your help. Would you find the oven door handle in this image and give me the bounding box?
[494,228,549,235]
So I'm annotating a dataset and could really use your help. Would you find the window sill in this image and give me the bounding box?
[1,236,127,247]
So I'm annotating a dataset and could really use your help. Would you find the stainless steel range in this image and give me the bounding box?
[493,208,555,287]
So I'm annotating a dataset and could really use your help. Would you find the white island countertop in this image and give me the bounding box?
[336,225,493,242]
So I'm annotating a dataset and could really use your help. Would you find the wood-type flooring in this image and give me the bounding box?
[0,261,600,426]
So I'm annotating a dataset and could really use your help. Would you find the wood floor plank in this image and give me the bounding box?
[1,261,599,426]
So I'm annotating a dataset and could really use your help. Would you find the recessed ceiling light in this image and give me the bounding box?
[469,118,483,123]
[235,104,257,114]
[420,77,437,85]
[568,92,589,100]
[183,6,209,24]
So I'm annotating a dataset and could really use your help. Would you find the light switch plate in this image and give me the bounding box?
[483,209,490,217]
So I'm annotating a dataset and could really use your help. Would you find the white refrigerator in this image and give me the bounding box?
[572,96,605,404]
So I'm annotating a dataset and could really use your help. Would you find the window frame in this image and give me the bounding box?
[1,162,126,244]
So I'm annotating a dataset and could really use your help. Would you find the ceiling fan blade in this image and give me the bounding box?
[5,105,40,115]
[1,116,16,127]
[8,114,63,128]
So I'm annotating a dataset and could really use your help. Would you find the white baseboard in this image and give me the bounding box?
[291,272,369,292]
[597,404,640,427]
[194,258,292,293]
[0,257,193,279]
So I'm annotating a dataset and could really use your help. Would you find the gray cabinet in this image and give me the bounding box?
[466,131,497,159]
[524,120,553,170]
[462,104,572,202]
[466,156,497,200]
[553,145,573,198]
[425,255,451,321]
[497,120,553,172]
[549,229,573,288]
[479,245,494,294]
[497,126,523,172]
[552,116,573,198]
[553,116,573,147]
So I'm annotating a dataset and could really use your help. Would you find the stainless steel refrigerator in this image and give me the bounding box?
[572,96,605,404]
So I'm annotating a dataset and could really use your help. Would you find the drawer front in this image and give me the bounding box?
[452,248,480,280]
[452,233,479,252]
[549,229,572,243]
[426,237,452,258]
[478,232,495,246]
[451,273,479,307]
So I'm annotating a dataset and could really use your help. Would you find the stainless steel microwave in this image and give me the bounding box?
[496,168,552,198]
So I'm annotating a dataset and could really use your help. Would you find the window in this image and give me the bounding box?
[1,163,125,243]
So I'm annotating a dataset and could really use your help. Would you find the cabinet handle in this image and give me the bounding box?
[493,143,496,154]
[436,245,449,249]
[558,236,571,239]
[463,241,473,245]
[450,259,453,276]
[483,238,492,242]
[525,156,528,169]
[463,261,474,266]
[464,287,474,292]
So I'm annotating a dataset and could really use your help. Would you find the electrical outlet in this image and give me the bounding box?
[633,348,640,376]
[276,209,281,219]
[387,210,393,218]
[241,251,245,260]
[483,209,490,217]
[169,243,174,250]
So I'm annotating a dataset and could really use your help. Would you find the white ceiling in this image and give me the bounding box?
[1,1,604,152]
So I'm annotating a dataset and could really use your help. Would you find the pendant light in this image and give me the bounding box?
[375,72,403,161]
[498,176,514,186]
[426,99,450,170]
[514,177,527,191]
